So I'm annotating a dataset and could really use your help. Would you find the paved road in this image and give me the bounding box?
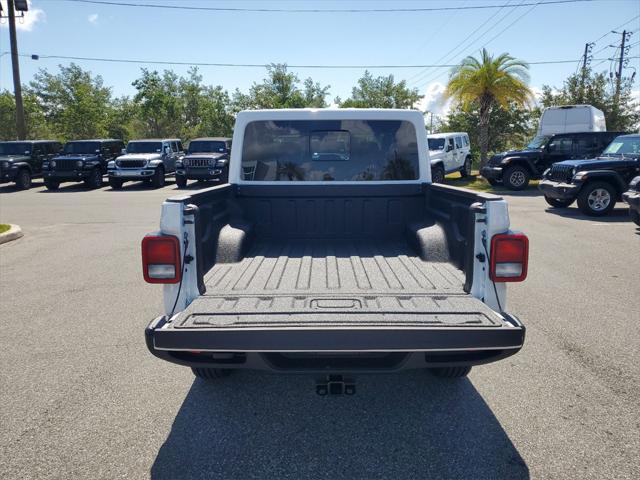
[1,179,638,480]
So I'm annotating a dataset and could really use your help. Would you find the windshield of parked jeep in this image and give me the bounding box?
[428,138,445,150]
[602,136,640,156]
[241,120,419,181]
[0,142,31,155]
[188,141,227,154]
[526,135,550,149]
[63,142,101,154]
[126,142,162,154]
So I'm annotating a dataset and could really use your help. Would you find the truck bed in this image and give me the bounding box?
[172,238,501,331]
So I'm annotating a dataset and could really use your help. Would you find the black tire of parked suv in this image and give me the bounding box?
[544,196,574,208]
[486,178,500,187]
[109,178,123,190]
[503,165,530,190]
[152,166,165,188]
[191,367,232,380]
[429,366,472,378]
[86,168,103,189]
[577,181,616,216]
[44,179,60,190]
[630,209,640,226]
[460,157,472,178]
[431,164,445,184]
[16,168,32,190]
[175,174,187,188]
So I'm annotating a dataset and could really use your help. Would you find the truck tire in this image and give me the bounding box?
[577,181,616,216]
[109,178,123,190]
[16,168,32,190]
[44,179,60,191]
[503,165,530,190]
[175,174,187,188]
[460,157,472,178]
[191,367,232,380]
[544,196,574,208]
[429,366,472,378]
[152,167,165,188]
[431,164,445,184]
[630,209,640,226]
[86,168,103,189]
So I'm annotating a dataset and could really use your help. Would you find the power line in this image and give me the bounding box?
[57,0,596,13]
[2,51,635,69]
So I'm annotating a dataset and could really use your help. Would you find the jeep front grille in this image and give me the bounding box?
[117,159,147,168]
[185,158,211,168]
[548,164,574,183]
[55,159,79,171]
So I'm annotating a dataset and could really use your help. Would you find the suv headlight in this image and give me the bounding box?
[176,160,183,167]
[76,160,84,167]
[573,170,586,181]
[107,160,115,168]
[1,161,9,169]
[50,160,57,168]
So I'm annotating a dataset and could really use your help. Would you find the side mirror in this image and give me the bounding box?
[121,148,127,155]
[164,146,171,155]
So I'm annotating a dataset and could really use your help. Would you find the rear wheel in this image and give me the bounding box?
[630,209,640,226]
[191,367,232,381]
[460,157,472,178]
[109,178,123,190]
[503,165,530,190]
[577,181,616,216]
[86,168,103,189]
[16,169,32,190]
[429,366,472,378]
[431,164,445,184]
[44,179,60,190]
[175,174,187,188]
[544,196,574,208]
[151,166,165,188]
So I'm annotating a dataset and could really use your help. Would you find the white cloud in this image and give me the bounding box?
[415,82,452,121]
[0,0,45,31]
[88,13,98,24]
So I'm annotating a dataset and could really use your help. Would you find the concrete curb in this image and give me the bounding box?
[0,224,23,245]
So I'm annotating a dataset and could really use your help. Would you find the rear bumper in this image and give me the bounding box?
[145,314,525,372]
[538,179,579,200]
[623,190,640,212]
[480,166,503,180]
[108,168,157,180]
[176,168,224,180]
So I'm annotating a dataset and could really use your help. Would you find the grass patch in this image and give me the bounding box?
[0,224,11,234]
[444,171,539,193]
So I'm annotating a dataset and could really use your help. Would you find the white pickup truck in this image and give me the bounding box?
[142,109,527,392]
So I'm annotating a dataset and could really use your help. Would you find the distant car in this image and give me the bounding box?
[175,137,231,188]
[0,140,62,189]
[538,134,640,216]
[107,138,184,189]
[622,176,640,226]
[427,132,472,183]
[481,131,624,190]
[43,139,125,190]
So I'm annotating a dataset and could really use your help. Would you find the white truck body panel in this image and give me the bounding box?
[538,105,606,135]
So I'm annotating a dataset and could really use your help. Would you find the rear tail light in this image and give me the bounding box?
[490,233,529,282]
[142,235,181,284]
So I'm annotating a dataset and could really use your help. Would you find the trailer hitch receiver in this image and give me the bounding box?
[316,375,356,396]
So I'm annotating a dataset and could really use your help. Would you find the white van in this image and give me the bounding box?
[427,132,472,183]
[538,105,606,136]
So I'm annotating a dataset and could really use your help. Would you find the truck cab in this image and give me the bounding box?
[427,132,472,183]
[175,137,231,188]
[0,140,62,190]
[43,139,124,190]
[108,138,184,189]
[142,109,528,388]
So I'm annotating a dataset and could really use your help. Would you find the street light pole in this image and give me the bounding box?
[7,0,27,140]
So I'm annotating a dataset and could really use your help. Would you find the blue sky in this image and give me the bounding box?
[1,0,639,114]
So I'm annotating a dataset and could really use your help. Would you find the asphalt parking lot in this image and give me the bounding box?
[1,179,639,480]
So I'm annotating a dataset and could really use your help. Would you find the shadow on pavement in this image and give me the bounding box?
[151,371,528,480]
[544,206,632,223]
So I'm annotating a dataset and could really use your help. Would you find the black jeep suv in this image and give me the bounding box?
[623,176,640,226]
[175,137,231,188]
[0,140,62,189]
[43,139,125,190]
[481,131,623,190]
[538,134,640,216]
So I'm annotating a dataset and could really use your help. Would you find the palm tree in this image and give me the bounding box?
[445,49,532,167]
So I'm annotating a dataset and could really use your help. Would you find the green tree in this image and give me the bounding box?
[0,90,52,140]
[132,69,182,137]
[445,49,532,166]
[539,69,639,132]
[232,64,330,110]
[338,71,421,108]
[27,64,113,141]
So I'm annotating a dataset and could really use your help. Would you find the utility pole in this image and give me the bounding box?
[6,0,29,140]
[579,42,593,104]
[613,30,632,126]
